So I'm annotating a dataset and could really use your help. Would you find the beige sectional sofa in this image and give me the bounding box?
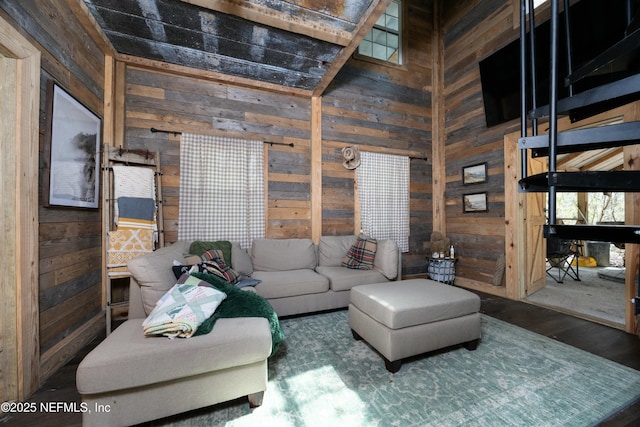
[76,235,400,426]
[250,235,401,316]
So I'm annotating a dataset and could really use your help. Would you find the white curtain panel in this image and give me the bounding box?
[357,151,409,252]
[178,133,265,248]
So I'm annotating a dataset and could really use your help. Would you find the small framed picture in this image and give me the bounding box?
[463,192,488,213]
[43,81,101,209]
[462,162,487,185]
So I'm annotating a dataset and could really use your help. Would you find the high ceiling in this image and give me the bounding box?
[78,0,628,173]
[82,0,391,96]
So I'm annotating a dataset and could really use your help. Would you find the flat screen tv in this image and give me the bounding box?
[480,0,640,127]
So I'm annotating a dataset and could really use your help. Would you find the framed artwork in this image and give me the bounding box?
[43,82,101,208]
[463,192,488,213]
[462,162,487,185]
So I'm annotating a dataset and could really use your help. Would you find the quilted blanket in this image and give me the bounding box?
[142,275,227,338]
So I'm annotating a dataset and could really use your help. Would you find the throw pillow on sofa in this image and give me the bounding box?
[172,249,241,284]
[189,240,232,266]
[201,249,241,283]
[342,236,377,270]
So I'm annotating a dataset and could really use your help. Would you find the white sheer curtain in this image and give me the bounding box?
[356,151,409,252]
[178,133,264,248]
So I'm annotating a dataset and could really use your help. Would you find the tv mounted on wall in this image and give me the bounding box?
[480,0,640,127]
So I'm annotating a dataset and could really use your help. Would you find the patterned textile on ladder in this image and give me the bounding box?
[107,229,155,268]
[112,165,156,227]
[117,196,156,230]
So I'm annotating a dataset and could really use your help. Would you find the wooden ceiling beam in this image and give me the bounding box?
[118,53,313,98]
[65,0,116,56]
[312,0,392,97]
[178,0,353,46]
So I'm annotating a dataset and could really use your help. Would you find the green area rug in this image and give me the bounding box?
[157,310,640,427]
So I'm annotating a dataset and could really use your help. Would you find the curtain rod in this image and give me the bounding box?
[150,128,293,147]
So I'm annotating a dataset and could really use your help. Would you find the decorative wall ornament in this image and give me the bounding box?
[341,145,360,169]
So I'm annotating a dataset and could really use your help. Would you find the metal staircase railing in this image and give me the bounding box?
[519,0,640,245]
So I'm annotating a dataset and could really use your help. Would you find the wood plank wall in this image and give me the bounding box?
[123,66,313,243]
[123,0,434,277]
[0,0,105,387]
[319,0,434,276]
[322,63,433,275]
[441,0,520,291]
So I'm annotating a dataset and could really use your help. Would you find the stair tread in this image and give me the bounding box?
[519,121,640,154]
[567,28,640,85]
[544,224,640,244]
[519,171,640,192]
[531,73,640,119]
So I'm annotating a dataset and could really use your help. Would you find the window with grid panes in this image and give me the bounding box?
[357,0,401,65]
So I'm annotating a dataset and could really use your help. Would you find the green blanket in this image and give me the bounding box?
[192,272,284,357]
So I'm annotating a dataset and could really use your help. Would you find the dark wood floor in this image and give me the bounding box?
[1,291,639,427]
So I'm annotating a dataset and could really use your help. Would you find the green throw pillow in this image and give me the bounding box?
[189,240,232,265]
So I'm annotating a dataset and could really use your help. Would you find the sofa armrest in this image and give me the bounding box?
[127,240,191,317]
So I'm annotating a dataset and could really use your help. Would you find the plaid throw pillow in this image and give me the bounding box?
[199,249,240,284]
[199,260,240,284]
[342,236,377,270]
[201,249,225,263]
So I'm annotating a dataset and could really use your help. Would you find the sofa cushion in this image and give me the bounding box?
[231,242,253,275]
[251,269,329,299]
[342,236,377,270]
[374,239,399,280]
[315,266,388,292]
[251,238,316,271]
[318,235,358,266]
[128,241,192,315]
[76,316,272,394]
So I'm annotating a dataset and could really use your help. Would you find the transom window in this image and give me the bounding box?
[357,0,402,65]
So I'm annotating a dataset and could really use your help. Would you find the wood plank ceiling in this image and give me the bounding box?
[82,0,391,96]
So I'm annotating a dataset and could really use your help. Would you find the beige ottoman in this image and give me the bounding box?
[349,279,481,373]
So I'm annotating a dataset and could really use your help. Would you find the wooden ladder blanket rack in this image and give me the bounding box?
[102,145,164,334]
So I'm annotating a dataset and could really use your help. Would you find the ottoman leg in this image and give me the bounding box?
[351,329,363,341]
[463,338,480,351]
[248,391,264,408]
[384,358,402,373]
